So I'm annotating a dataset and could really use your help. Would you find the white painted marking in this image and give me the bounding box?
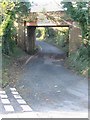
[4,105,14,112]
[13,95,22,99]
[20,105,32,111]
[17,99,26,104]
[10,88,16,91]
[11,92,19,95]
[1,99,10,104]
[10,87,33,112]
[0,94,8,98]
[0,91,6,94]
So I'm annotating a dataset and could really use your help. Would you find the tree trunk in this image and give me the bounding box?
[26,26,36,54]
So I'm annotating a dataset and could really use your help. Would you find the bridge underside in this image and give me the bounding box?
[25,11,73,27]
[25,24,69,55]
[17,11,82,55]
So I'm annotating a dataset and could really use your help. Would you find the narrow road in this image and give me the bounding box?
[36,40,65,55]
[0,41,88,117]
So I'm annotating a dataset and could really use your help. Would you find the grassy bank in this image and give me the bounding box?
[65,46,89,78]
[2,46,29,88]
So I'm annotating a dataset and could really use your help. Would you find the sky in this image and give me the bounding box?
[29,0,63,12]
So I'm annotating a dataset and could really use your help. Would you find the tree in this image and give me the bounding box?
[61,2,89,45]
[0,0,31,55]
[61,1,90,77]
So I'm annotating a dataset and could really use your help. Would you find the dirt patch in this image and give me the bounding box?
[2,55,30,88]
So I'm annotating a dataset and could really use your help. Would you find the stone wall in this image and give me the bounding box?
[17,22,36,54]
[69,26,82,53]
[17,22,27,51]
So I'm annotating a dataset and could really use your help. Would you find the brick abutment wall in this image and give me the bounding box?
[17,22,82,55]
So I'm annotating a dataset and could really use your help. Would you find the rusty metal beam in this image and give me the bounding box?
[26,25,69,27]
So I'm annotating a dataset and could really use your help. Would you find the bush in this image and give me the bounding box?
[66,45,89,76]
[45,27,57,38]
[36,29,42,38]
[55,30,69,53]
[36,27,46,41]
[44,27,69,54]
[2,16,16,55]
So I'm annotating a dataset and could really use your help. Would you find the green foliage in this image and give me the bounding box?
[14,2,31,21]
[62,2,89,41]
[0,0,31,55]
[2,15,16,55]
[36,27,46,41]
[36,29,41,38]
[36,27,69,53]
[62,2,90,77]
[66,45,89,76]
[55,29,69,53]
[44,27,69,53]
[45,27,57,38]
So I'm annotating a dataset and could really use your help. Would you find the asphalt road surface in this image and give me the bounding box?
[0,41,88,117]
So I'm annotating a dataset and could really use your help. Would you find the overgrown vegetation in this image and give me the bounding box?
[0,0,31,87]
[66,45,89,76]
[36,27,46,41]
[45,27,69,54]
[0,1,31,55]
[61,1,90,77]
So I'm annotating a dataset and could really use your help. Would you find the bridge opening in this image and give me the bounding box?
[26,25,69,58]
[35,26,69,56]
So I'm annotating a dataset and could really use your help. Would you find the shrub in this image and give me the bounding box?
[45,27,57,38]
[2,17,16,55]
[36,27,46,41]
[66,45,89,76]
[36,29,41,38]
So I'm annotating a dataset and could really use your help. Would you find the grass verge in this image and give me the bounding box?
[2,46,29,88]
[65,46,89,78]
